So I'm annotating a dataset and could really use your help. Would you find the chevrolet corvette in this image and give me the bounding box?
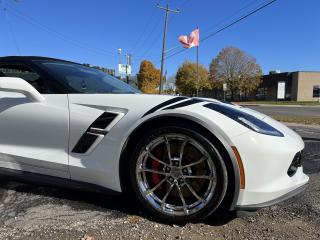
[0,56,309,223]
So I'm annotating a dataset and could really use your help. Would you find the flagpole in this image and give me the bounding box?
[196,27,199,97]
[178,27,200,96]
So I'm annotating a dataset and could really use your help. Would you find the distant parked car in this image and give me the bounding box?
[0,56,309,223]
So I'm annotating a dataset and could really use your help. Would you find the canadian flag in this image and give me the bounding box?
[179,28,199,49]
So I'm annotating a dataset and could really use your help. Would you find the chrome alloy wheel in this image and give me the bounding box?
[136,134,218,216]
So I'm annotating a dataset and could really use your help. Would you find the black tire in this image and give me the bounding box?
[129,123,228,224]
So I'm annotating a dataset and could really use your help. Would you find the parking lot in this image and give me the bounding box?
[246,105,320,119]
[0,126,319,240]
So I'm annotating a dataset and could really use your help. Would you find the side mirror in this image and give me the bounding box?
[0,77,45,102]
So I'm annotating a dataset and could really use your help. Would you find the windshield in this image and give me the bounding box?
[35,61,140,94]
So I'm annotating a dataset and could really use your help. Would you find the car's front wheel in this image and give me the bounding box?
[130,124,228,223]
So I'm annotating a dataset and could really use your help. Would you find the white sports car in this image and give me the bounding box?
[0,56,309,223]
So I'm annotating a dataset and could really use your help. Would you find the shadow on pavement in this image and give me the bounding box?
[0,177,238,226]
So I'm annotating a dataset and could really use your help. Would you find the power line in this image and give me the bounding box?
[136,14,163,58]
[137,0,190,61]
[130,1,171,56]
[157,4,180,94]
[134,0,200,64]
[4,3,116,57]
[129,5,158,53]
[135,14,162,55]
[201,0,278,42]
[163,0,279,61]
[202,0,260,35]
[1,0,21,55]
[158,0,262,58]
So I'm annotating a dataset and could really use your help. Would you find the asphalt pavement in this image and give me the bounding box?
[286,123,320,140]
[245,105,320,118]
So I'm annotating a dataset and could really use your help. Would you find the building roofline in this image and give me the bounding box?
[264,70,320,75]
[292,71,320,73]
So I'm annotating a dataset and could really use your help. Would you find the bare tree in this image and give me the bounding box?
[209,46,262,100]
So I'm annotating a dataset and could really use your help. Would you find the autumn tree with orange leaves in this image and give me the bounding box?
[137,60,160,94]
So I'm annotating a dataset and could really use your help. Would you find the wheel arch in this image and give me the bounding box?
[119,113,240,211]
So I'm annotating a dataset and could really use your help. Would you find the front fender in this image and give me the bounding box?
[119,109,243,210]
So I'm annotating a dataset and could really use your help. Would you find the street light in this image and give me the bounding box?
[117,48,122,65]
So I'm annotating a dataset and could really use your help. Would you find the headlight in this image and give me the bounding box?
[204,103,284,137]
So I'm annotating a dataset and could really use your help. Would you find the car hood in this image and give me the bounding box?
[67,94,298,138]
[67,94,269,120]
[67,94,179,114]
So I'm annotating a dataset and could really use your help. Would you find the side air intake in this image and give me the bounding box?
[72,112,117,154]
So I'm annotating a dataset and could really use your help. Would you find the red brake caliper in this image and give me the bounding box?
[150,146,164,191]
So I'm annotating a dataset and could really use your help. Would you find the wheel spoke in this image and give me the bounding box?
[179,140,188,164]
[177,185,188,214]
[137,133,219,216]
[148,151,168,166]
[185,182,203,202]
[139,167,169,176]
[184,175,215,180]
[182,155,207,168]
[145,177,168,196]
[161,183,175,209]
[164,136,171,161]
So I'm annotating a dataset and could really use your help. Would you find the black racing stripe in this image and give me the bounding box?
[142,96,188,117]
[162,98,204,110]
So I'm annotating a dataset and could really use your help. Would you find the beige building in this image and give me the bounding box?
[260,71,320,101]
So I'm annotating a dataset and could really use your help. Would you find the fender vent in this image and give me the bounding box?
[72,112,117,154]
[91,112,118,129]
[72,133,99,154]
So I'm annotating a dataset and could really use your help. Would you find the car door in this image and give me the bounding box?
[0,64,69,178]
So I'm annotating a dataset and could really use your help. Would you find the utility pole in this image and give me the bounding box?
[157,4,179,94]
[196,30,199,97]
[164,70,167,94]
[125,54,132,84]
